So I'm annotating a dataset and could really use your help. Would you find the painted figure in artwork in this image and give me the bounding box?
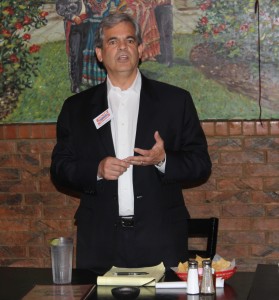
[118,0,173,65]
[120,0,161,62]
[56,0,120,93]
[56,0,93,93]
[154,0,173,67]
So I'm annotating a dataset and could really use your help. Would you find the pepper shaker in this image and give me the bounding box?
[200,259,215,295]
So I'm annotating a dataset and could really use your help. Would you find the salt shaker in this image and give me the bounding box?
[200,259,215,295]
[187,260,200,294]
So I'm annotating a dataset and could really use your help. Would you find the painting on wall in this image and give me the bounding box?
[1,0,279,123]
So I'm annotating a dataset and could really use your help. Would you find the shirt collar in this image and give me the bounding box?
[107,69,141,95]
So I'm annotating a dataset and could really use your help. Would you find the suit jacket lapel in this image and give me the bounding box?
[135,75,158,149]
[91,83,115,157]
[91,75,157,157]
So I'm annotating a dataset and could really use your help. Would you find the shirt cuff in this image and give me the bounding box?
[155,156,166,173]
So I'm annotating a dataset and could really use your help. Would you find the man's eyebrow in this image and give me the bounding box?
[107,37,117,42]
[106,35,136,41]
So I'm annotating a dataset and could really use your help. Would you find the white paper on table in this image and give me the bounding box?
[155,281,187,289]
[216,277,225,287]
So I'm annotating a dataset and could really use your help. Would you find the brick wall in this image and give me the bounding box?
[0,121,278,271]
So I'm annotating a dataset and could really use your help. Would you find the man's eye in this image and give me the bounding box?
[127,39,135,44]
[108,40,117,46]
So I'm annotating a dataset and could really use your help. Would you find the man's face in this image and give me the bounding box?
[95,21,143,79]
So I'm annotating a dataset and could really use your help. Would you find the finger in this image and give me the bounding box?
[124,156,146,166]
[101,157,129,179]
[110,161,130,173]
[138,160,145,166]
[115,160,130,168]
[125,158,143,165]
[132,149,160,165]
[154,131,162,142]
[154,131,164,147]
[105,164,129,179]
[133,148,150,156]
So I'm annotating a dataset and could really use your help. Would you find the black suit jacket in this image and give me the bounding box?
[51,74,211,270]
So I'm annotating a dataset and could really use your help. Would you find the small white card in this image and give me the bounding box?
[93,108,113,129]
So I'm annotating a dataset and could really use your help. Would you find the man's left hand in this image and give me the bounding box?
[125,131,165,166]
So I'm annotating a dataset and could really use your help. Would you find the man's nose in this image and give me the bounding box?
[118,40,127,50]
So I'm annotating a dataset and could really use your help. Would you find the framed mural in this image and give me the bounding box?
[1,0,279,123]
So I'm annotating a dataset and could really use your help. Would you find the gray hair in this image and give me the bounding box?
[95,12,142,48]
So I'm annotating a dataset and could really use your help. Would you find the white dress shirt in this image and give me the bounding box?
[106,70,166,216]
[107,71,141,216]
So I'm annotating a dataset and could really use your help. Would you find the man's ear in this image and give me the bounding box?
[95,47,102,62]
[138,44,143,60]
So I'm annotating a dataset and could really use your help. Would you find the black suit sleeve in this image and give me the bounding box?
[164,91,211,183]
[50,99,99,194]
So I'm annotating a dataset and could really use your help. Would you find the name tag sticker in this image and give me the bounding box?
[93,108,113,129]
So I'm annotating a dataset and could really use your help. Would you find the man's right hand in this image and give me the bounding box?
[97,157,130,180]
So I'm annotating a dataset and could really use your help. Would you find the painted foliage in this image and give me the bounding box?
[0,0,278,122]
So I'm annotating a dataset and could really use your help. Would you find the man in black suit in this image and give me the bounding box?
[51,12,211,272]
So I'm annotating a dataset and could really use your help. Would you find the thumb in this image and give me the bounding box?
[154,131,163,144]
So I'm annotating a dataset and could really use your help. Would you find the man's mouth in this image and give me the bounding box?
[117,53,129,61]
